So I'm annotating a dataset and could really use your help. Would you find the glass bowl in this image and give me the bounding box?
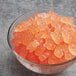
[7,11,76,74]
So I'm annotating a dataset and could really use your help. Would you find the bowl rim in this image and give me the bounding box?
[7,13,76,66]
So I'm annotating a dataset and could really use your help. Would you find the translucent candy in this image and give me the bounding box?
[34,44,45,56]
[45,38,56,50]
[15,19,33,32]
[12,38,20,46]
[69,43,76,56]
[27,25,39,38]
[48,56,57,64]
[50,22,63,44]
[60,17,74,25]
[48,12,74,25]
[61,25,72,43]
[13,31,35,46]
[64,50,74,60]
[48,10,60,21]
[71,26,76,34]
[35,13,49,31]
[26,40,39,53]
[70,26,76,43]
[26,52,39,63]
[39,51,51,61]
[15,20,26,32]
[13,44,22,54]
[37,30,49,39]
[48,54,64,64]
[54,45,64,58]
[62,44,74,60]
[14,44,28,58]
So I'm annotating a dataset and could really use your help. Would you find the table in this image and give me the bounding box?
[0,0,76,76]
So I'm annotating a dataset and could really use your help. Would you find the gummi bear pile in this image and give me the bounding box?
[12,11,76,64]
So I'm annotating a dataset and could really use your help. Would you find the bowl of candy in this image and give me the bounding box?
[7,10,76,74]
